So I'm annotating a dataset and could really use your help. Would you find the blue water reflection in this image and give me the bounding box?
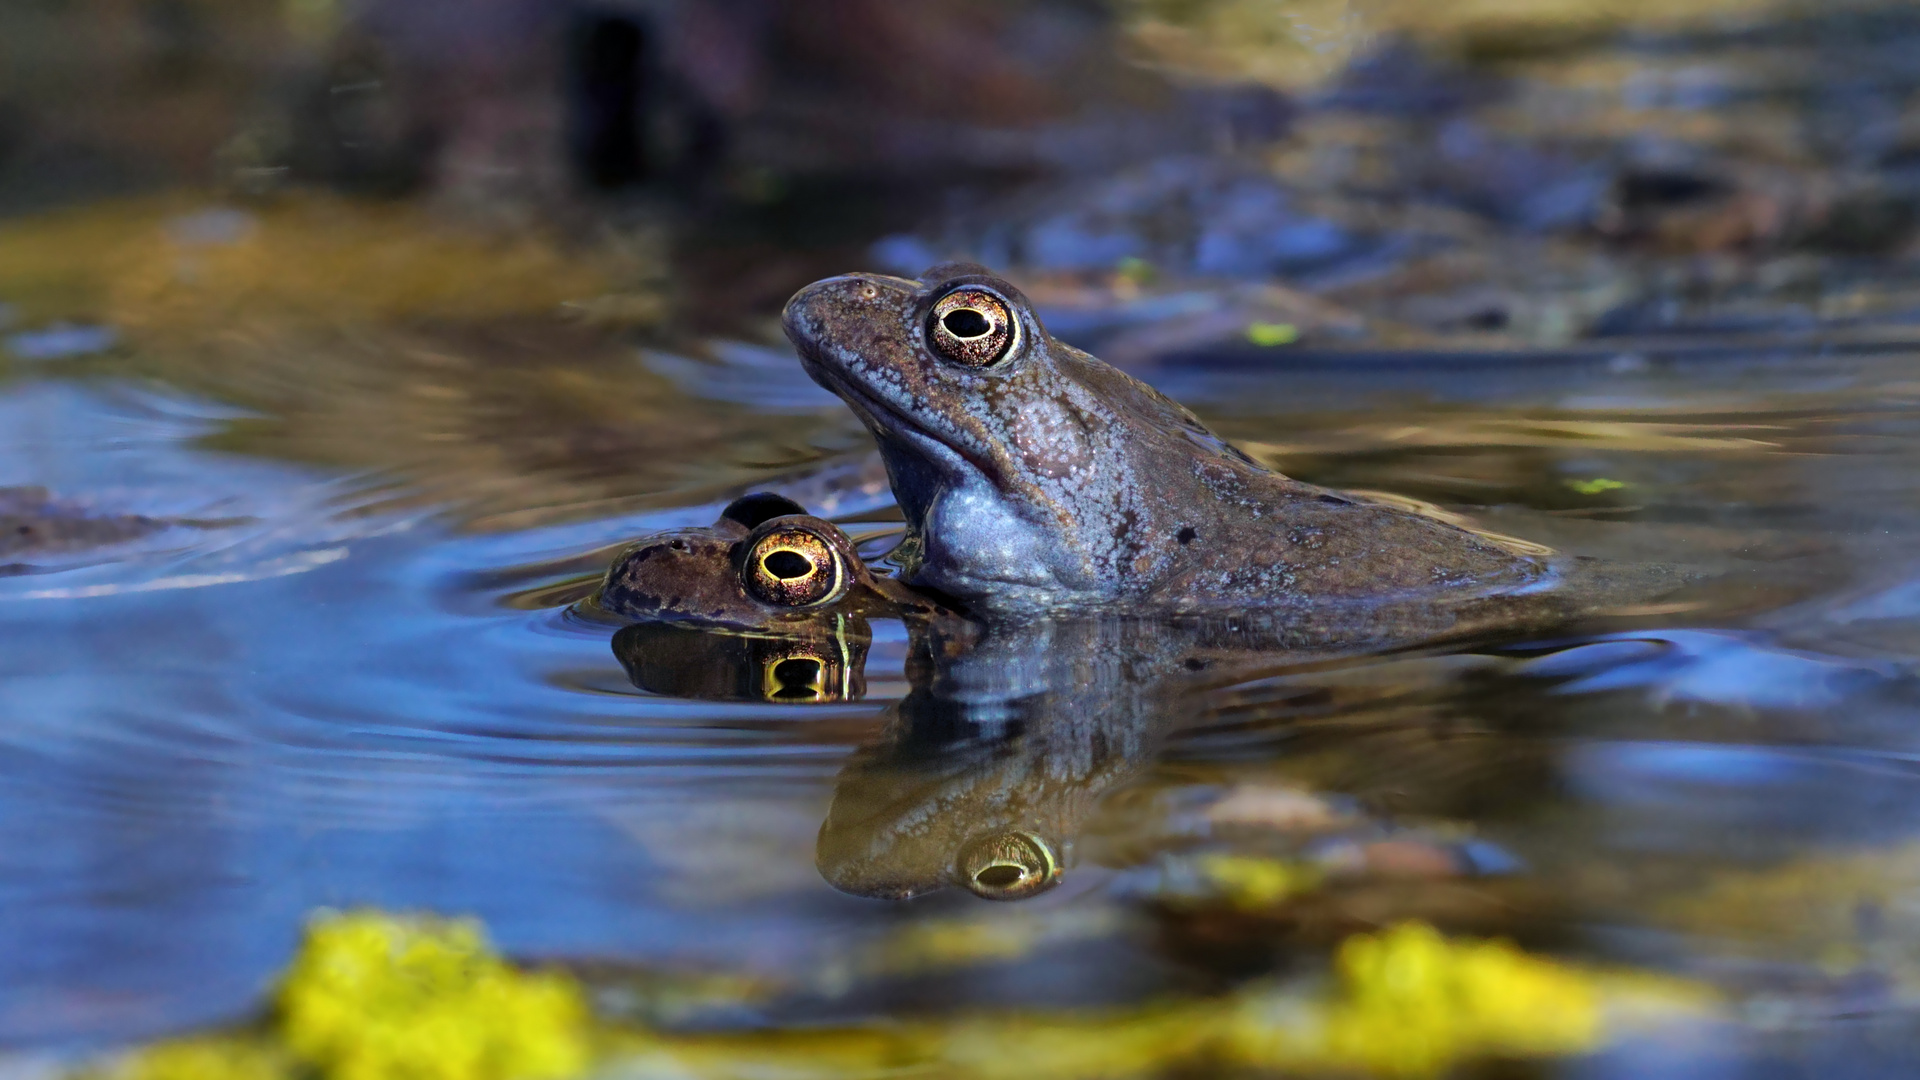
[0,381,891,1047]
[8,349,1920,1073]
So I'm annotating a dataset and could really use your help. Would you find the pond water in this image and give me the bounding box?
[8,1,1920,1074]
[8,321,1920,1073]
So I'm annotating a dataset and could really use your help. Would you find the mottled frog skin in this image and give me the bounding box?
[783,263,1543,614]
[598,492,945,630]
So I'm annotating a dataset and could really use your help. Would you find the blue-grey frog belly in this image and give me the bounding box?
[782,263,1542,614]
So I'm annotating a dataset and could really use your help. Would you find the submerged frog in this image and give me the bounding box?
[598,492,946,630]
[783,263,1546,614]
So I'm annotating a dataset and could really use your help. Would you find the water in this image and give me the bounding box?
[7,319,1920,1072]
[9,0,1920,1072]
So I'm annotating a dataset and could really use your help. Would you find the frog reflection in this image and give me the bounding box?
[816,617,1188,900]
[598,496,1666,901]
[613,620,873,704]
[812,608,1572,904]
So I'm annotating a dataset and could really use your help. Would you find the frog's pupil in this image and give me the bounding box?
[763,549,814,580]
[943,308,991,338]
[975,864,1026,888]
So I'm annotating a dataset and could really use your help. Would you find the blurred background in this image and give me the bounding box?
[7,0,1920,521]
[5,0,1920,519]
[10,0,1920,1076]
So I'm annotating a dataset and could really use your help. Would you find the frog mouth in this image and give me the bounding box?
[797,349,1001,486]
[783,272,1009,490]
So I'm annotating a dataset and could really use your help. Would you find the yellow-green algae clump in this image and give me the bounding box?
[108,910,590,1080]
[96,910,1710,1080]
[1235,921,1602,1076]
[1183,852,1328,910]
[277,911,591,1080]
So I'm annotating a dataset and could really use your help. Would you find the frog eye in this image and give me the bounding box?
[957,831,1060,900]
[741,520,850,608]
[927,287,1016,367]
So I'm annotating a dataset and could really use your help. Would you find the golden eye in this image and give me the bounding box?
[957,831,1060,900]
[762,650,834,702]
[927,287,1016,367]
[742,524,847,608]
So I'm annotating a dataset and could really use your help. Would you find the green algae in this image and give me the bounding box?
[276,912,592,1080]
[1159,852,1331,911]
[1565,478,1628,495]
[1245,321,1302,347]
[1656,841,1920,976]
[109,1038,291,1080]
[91,911,591,1080]
[88,909,1712,1080]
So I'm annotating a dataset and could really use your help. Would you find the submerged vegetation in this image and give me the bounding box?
[86,909,1711,1080]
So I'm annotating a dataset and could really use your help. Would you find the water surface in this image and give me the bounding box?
[6,330,1920,1074]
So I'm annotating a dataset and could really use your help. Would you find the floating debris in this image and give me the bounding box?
[1246,321,1303,346]
[1565,478,1628,495]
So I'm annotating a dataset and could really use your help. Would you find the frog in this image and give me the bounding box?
[602,492,969,703]
[781,262,1549,615]
[597,491,949,630]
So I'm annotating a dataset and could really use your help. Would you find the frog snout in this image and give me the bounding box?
[782,273,917,354]
[779,280,832,350]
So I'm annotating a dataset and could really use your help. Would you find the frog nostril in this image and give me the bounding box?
[763,549,813,579]
[942,308,991,338]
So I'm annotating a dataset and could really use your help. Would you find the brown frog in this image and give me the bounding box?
[782,263,1547,615]
[600,492,963,703]
[597,492,946,630]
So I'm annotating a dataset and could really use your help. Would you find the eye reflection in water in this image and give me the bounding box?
[613,619,870,704]
[959,831,1062,900]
